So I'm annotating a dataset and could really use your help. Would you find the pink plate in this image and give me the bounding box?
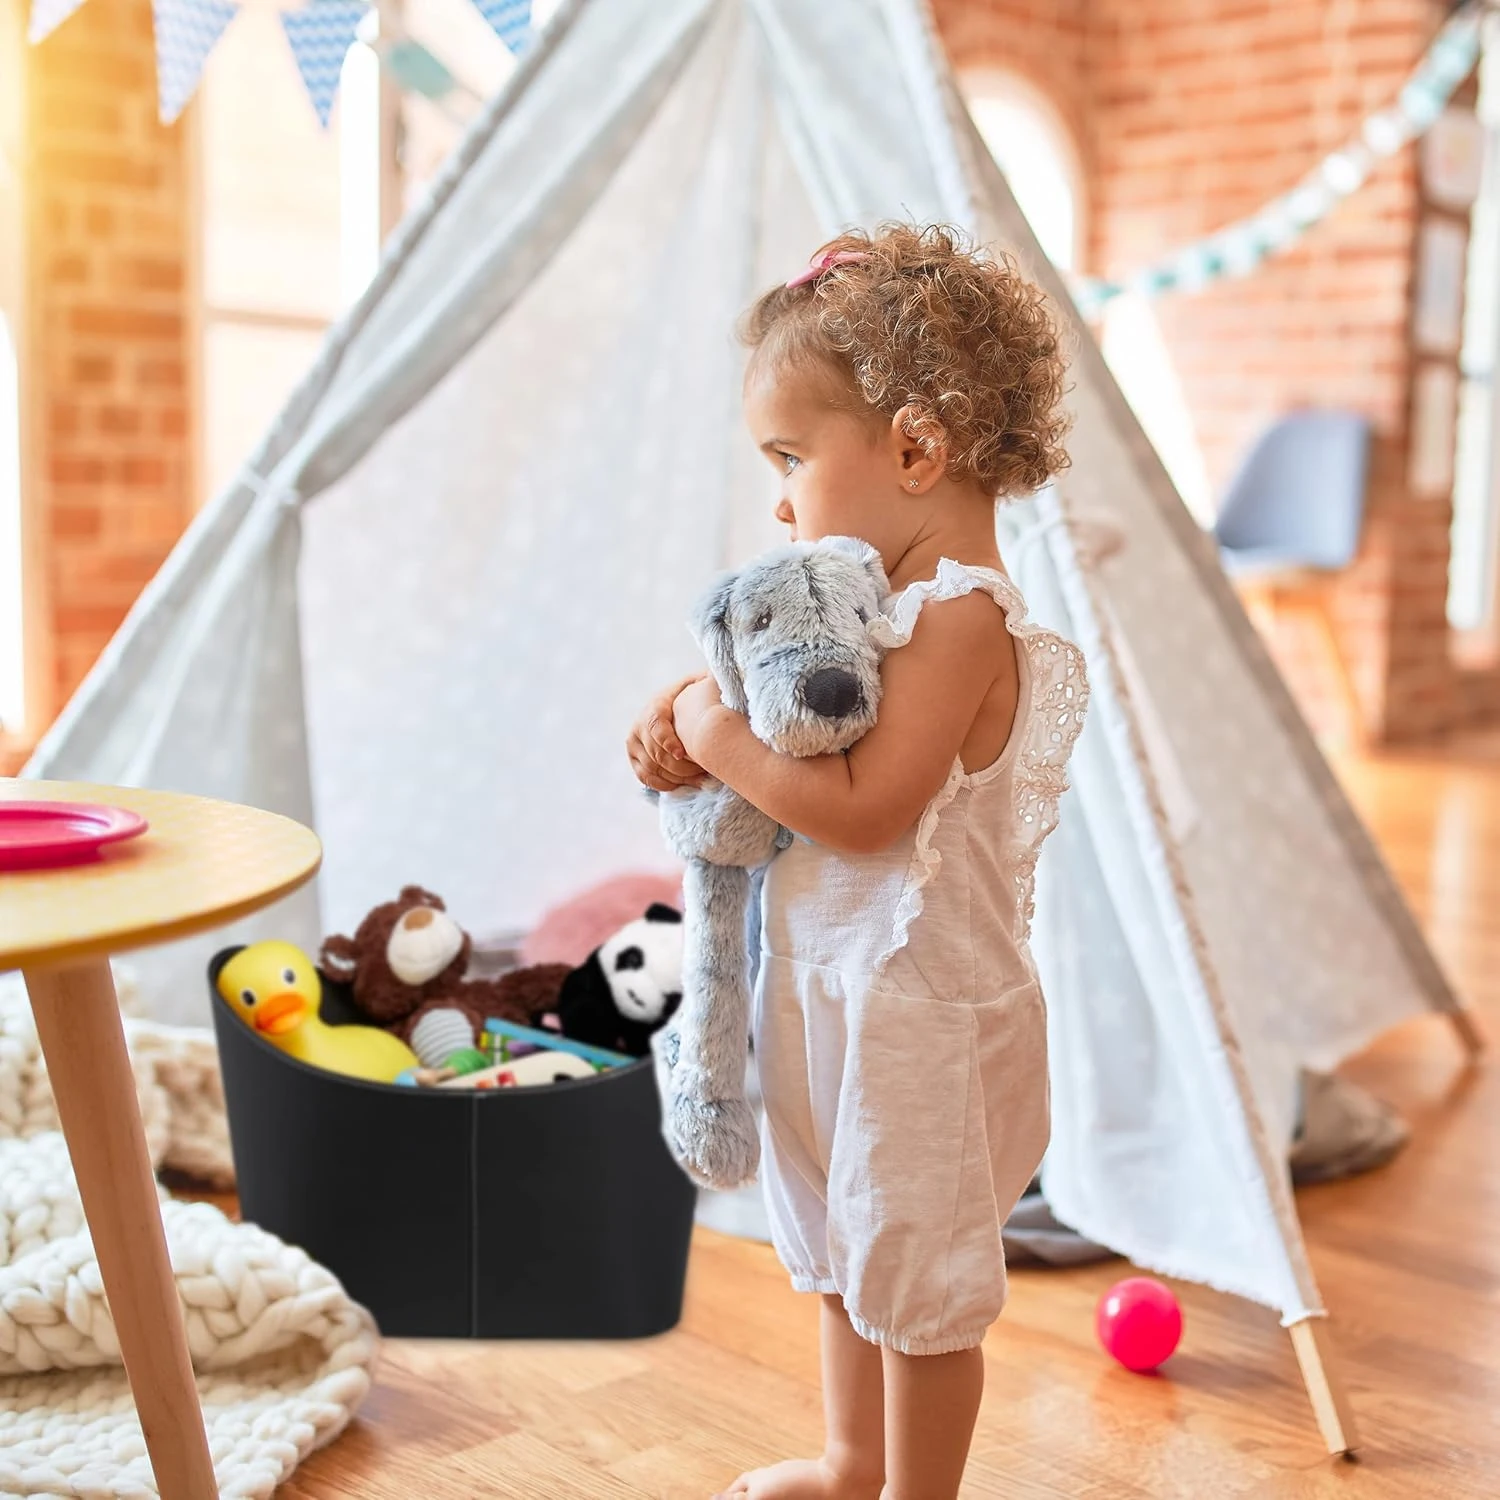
[0,801,150,871]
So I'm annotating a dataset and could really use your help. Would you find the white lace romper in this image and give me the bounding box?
[753,559,1088,1356]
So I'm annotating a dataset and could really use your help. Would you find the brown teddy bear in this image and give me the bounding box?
[318,886,570,1067]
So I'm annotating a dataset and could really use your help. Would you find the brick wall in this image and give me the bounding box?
[22,0,192,730]
[937,0,1500,744]
[934,0,1092,159]
[1087,0,1445,745]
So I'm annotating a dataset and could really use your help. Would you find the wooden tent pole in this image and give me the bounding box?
[1288,1317,1360,1457]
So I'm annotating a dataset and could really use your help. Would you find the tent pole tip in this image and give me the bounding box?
[1287,1316,1360,1457]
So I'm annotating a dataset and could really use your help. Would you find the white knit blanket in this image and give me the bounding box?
[0,972,379,1499]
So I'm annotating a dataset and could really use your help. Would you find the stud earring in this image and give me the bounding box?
[909,479,918,489]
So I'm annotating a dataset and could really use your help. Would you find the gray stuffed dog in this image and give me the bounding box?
[653,536,891,1190]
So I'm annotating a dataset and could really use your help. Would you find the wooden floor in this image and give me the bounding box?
[278,744,1500,1499]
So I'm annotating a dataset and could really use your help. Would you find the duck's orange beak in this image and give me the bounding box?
[255,991,308,1036]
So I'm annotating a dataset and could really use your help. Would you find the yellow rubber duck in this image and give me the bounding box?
[215,940,418,1084]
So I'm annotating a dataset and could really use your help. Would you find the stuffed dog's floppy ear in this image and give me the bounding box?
[819,535,891,603]
[689,570,747,713]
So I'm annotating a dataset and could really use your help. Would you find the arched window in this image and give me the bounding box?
[1099,295,1216,524]
[959,69,1082,272]
[960,68,1213,522]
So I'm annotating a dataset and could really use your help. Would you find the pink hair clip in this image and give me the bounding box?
[785,249,869,289]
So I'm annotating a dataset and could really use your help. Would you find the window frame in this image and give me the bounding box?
[187,22,400,513]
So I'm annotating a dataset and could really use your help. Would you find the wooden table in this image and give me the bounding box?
[0,778,321,1500]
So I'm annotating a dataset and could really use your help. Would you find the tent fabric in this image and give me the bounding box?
[23,0,1457,1322]
[1001,494,1319,1317]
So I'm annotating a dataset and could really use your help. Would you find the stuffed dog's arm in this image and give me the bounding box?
[676,591,1014,855]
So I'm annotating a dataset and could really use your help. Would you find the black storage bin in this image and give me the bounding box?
[210,953,697,1339]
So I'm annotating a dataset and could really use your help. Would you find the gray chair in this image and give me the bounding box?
[1214,410,1372,576]
[1213,409,1373,745]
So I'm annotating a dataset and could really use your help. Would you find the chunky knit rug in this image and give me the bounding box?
[0,972,379,1499]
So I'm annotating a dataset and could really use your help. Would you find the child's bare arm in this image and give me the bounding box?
[674,594,1006,854]
[626,673,710,792]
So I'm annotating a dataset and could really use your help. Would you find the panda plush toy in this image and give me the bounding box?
[556,904,685,1057]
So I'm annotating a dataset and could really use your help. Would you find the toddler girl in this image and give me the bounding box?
[627,224,1087,1500]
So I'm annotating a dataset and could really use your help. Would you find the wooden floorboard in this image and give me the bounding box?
[268,745,1498,1497]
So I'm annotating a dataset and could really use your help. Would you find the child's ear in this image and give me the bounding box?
[890,402,947,491]
[689,571,747,713]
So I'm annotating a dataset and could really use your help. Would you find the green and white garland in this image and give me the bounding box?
[1070,3,1486,317]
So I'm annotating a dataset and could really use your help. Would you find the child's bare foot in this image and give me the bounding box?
[716,1455,883,1499]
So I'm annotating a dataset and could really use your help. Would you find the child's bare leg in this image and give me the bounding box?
[719,1295,884,1499]
[879,1343,984,1500]
[822,1296,886,1489]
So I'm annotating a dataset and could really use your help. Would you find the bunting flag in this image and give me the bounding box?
[471,0,532,56]
[281,0,369,128]
[153,0,239,125]
[386,38,457,103]
[27,0,88,44]
[1071,4,1485,317]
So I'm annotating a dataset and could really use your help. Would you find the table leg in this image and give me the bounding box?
[22,958,218,1500]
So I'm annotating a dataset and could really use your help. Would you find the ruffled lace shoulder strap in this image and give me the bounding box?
[868,557,1027,648]
[1008,606,1089,946]
[868,560,1089,971]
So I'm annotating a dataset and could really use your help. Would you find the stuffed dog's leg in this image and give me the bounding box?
[664,857,759,1190]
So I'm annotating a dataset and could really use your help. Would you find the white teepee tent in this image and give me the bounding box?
[23,0,1477,1451]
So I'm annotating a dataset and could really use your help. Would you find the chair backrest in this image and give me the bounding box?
[1213,410,1373,570]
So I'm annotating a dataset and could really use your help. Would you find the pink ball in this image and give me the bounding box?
[1095,1277,1183,1373]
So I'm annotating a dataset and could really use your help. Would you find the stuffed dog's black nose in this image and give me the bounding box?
[802,667,863,719]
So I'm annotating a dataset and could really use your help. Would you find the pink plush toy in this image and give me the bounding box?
[521,871,684,967]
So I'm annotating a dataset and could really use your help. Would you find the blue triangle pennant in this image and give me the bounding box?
[27,0,89,44]
[153,0,239,125]
[470,0,532,55]
[280,0,369,128]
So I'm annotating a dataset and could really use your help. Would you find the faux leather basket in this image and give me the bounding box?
[209,952,697,1339]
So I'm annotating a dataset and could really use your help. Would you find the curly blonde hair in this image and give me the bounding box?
[741,223,1071,499]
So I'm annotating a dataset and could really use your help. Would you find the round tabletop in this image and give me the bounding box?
[0,779,322,970]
